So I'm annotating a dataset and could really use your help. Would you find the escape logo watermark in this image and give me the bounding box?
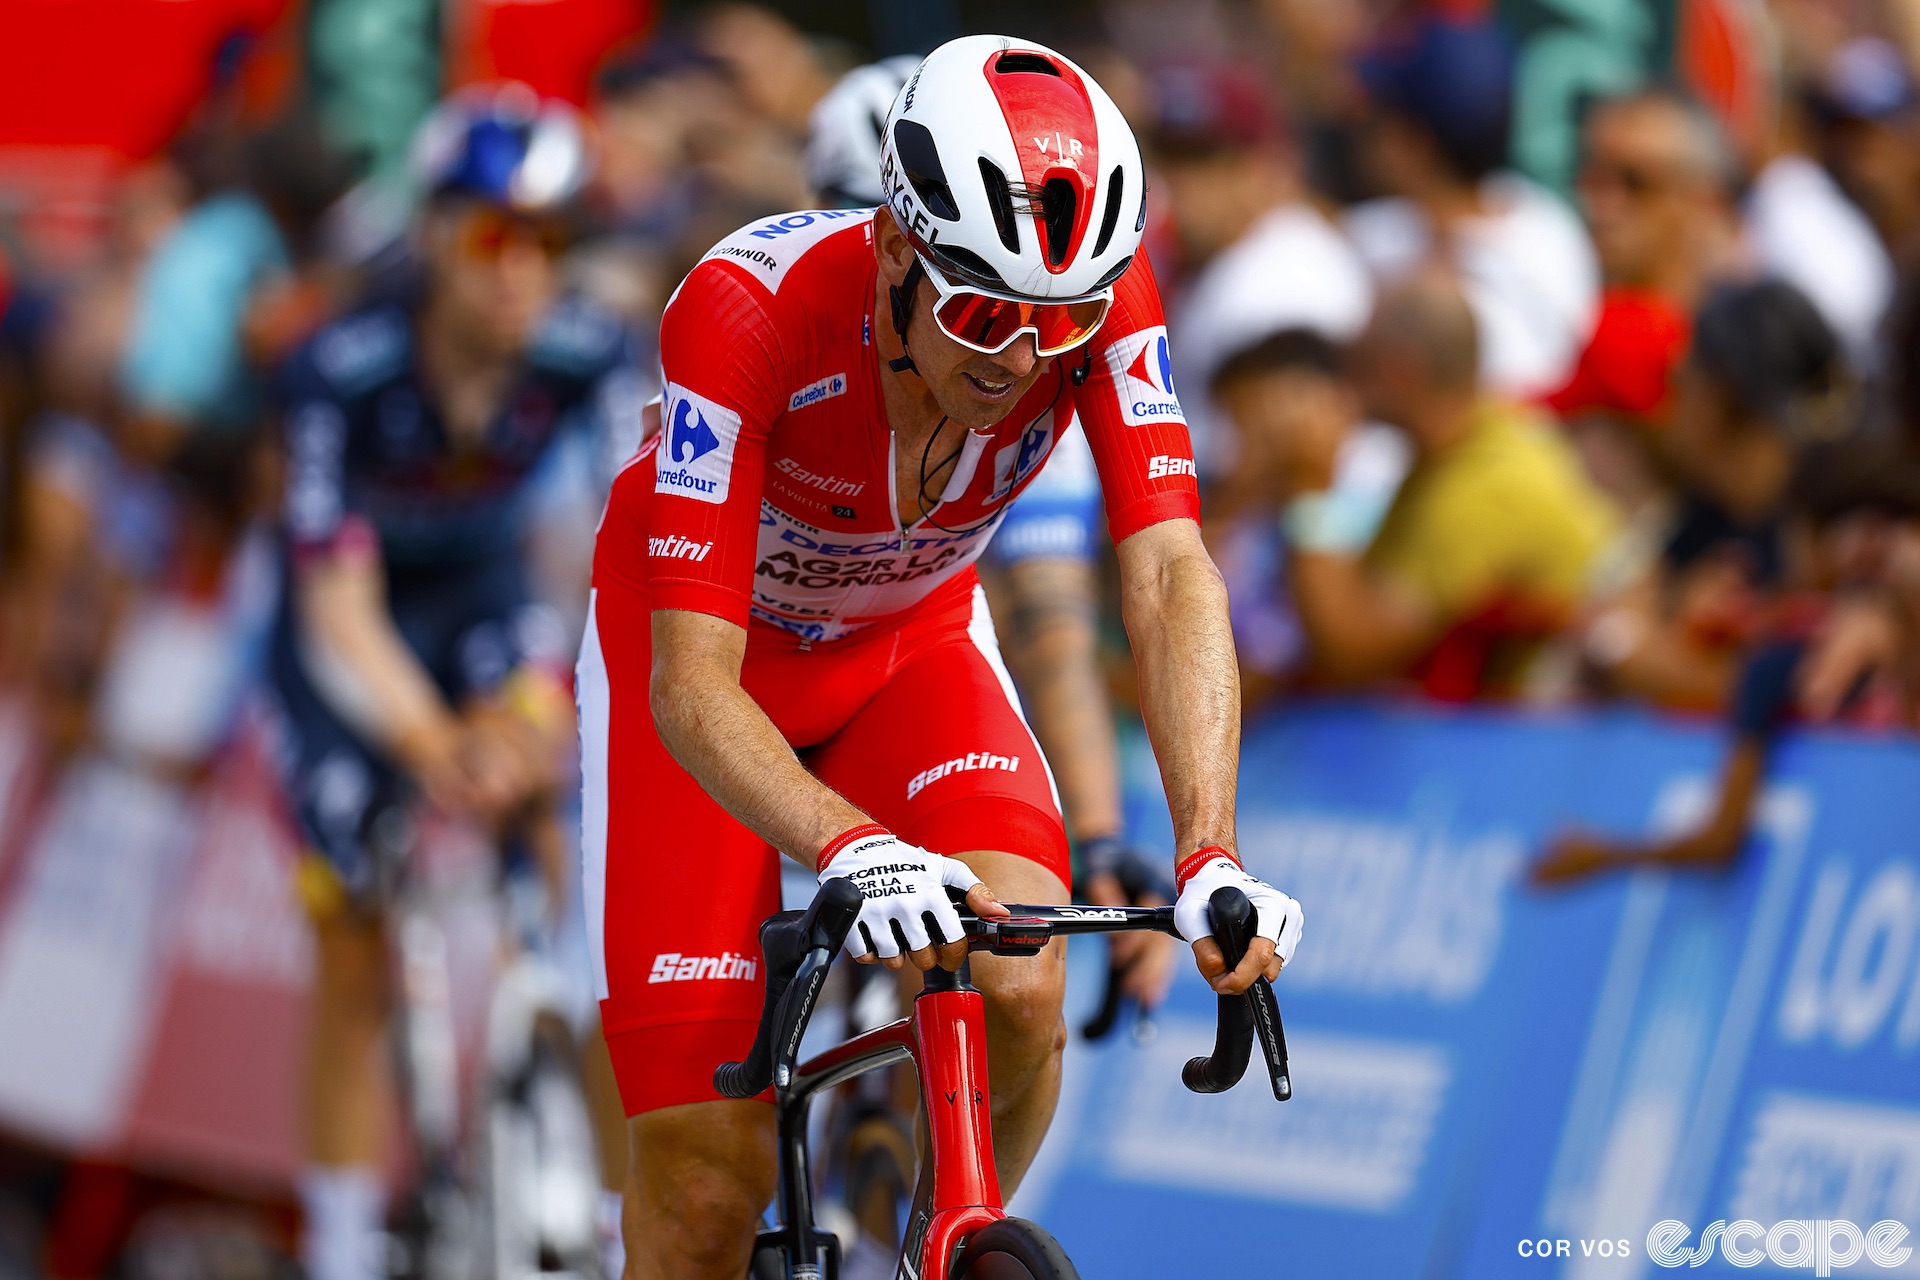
[1646,1220,1913,1275]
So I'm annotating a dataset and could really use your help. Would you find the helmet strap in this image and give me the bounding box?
[886,257,926,376]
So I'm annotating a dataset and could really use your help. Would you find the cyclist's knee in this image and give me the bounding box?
[627,1102,775,1272]
[973,945,1068,1059]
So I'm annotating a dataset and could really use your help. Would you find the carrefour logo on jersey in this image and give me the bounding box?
[1103,326,1184,427]
[787,373,848,412]
[655,384,739,506]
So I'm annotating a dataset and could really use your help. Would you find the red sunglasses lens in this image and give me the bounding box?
[932,291,1109,355]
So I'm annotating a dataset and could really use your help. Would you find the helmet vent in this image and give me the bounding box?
[993,52,1061,77]
[1135,188,1148,234]
[892,119,959,221]
[1092,166,1124,257]
[931,245,1011,293]
[1093,254,1133,290]
[1041,177,1077,267]
[979,158,1022,254]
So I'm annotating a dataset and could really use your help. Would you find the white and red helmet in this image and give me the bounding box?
[879,35,1147,302]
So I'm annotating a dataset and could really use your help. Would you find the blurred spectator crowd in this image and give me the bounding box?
[7,0,1920,1267]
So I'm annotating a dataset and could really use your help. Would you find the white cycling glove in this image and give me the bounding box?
[817,824,982,961]
[1172,849,1303,969]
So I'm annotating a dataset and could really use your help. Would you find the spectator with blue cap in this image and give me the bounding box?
[1344,10,1600,400]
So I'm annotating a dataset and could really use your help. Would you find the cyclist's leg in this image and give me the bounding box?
[580,586,783,1278]
[812,585,1073,1195]
[266,627,406,1280]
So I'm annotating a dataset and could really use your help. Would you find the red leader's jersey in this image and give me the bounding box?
[595,206,1199,645]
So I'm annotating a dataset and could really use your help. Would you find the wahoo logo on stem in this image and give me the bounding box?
[655,385,738,505]
[1103,326,1182,426]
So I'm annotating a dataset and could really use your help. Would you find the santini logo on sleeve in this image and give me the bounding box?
[655,384,740,505]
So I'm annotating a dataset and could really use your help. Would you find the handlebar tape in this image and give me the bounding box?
[714,878,865,1099]
[1181,887,1257,1094]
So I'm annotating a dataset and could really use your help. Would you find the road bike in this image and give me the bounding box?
[715,880,1291,1279]
[379,817,605,1280]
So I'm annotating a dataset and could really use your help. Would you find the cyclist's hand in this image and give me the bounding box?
[817,825,1009,972]
[1174,851,1303,995]
[394,715,479,816]
[1084,869,1176,1008]
[459,707,544,819]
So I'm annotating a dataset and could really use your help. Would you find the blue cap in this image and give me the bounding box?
[1357,14,1516,179]
[411,83,593,211]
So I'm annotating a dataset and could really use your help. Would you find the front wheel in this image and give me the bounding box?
[953,1218,1080,1279]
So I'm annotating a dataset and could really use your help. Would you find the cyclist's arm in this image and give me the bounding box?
[1116,517,1288,992]
[985,555,1123,842]
[280,372,470,803]
[648,609,870,863]
[292,543,469,808]
[1114,518,1238,858]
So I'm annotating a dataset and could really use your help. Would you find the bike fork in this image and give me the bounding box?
[756,1097,843,1280]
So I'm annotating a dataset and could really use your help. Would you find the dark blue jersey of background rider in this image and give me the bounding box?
[269,291,640,900]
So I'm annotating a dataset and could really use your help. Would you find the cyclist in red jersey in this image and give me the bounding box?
[578,36,1303,1276]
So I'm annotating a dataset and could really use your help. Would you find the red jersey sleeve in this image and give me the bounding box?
[1073,250,1201,542]
[645,261,786,625]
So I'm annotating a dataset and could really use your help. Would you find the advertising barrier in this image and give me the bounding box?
[2,695,1913,1275]
[1019,702,1920,1278]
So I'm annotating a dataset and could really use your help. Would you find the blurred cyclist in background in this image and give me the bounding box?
[266,84,640,1280]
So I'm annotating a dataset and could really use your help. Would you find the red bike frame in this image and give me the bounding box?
[774,963,1002,1279]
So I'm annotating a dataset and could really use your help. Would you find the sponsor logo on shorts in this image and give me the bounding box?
[655,385,739,505]
[648,534,713,561]
[648,951,759,983]
[787,373,849,412]
[907,752,1021,801]
[1103,327,1184,426]
[1147,454,1196,480]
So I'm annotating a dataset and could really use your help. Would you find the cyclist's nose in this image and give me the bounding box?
[986,334,1039,379]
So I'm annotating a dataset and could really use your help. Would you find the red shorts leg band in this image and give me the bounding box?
[603,1015,772,1116]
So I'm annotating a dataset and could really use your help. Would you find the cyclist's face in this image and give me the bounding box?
[875,213,1054,431]
[427,200,563,355]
